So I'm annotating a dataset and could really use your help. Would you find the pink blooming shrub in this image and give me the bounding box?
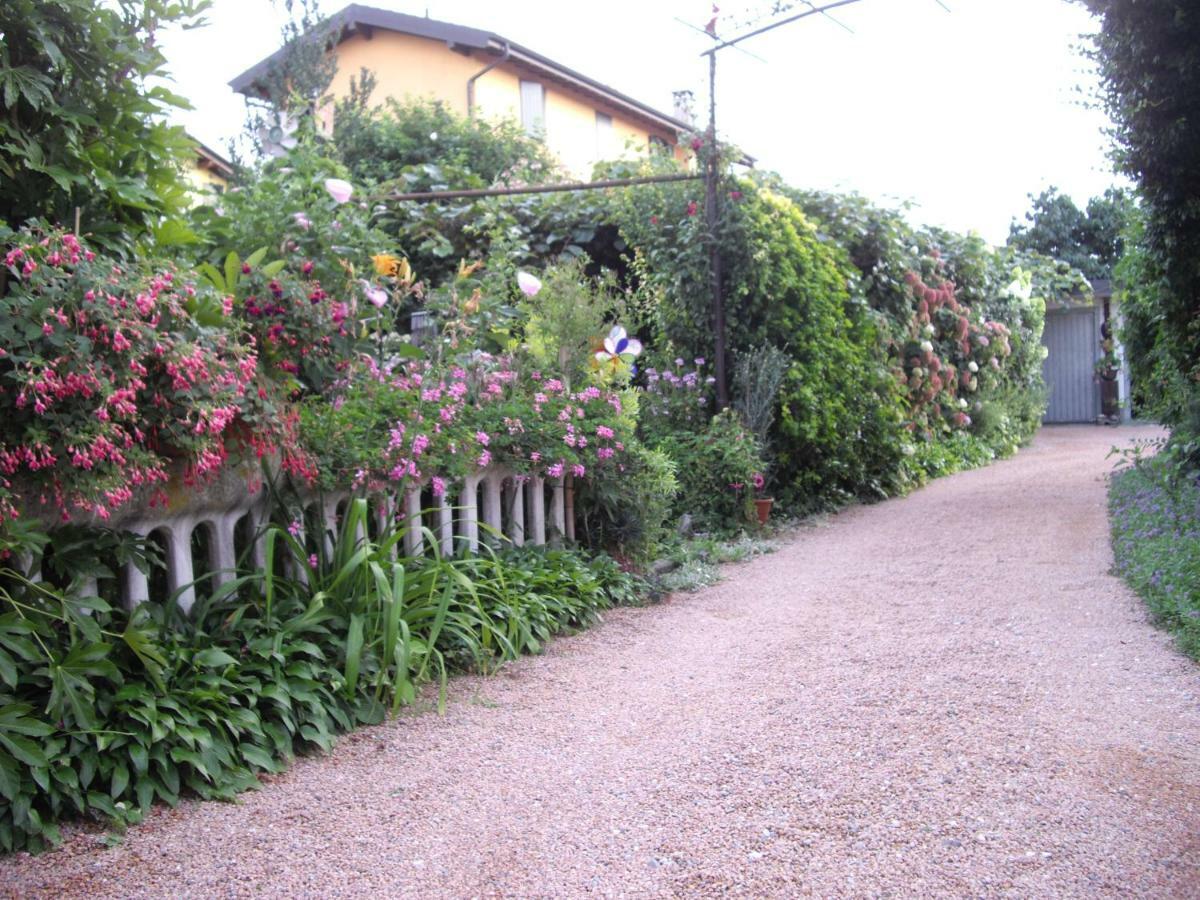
[0,230,305,525]
[304,351,632,494]
[230,258,371,394]
[898,261,1015,438]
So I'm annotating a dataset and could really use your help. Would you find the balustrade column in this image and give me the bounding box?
[527,475,546,546]
[506,478,525,546]
[403,487,423,557]
[460,475,481,552]
[482,474,502,545]
[321,496,341,556]
[165,522,197,615]
[549,478,566,547]
[210,514,238,590]
[437,491,454,556]
[122,557,150,610]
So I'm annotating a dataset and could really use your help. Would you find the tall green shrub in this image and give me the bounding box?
[0,0,204,253]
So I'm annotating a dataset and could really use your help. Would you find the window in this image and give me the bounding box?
[520,80,545,136]
[595,111,613,158]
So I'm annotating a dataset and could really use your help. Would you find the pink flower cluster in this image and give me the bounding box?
[0,230,302,524]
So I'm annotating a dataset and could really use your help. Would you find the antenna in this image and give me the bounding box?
[673,16,768,63]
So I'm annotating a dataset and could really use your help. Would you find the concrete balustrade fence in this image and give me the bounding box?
[25,466,573,616]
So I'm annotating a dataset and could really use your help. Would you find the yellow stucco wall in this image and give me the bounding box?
[325,31,678,178]
[184,160,229,206]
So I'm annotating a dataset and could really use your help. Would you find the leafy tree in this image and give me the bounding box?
[333,74,555,189]
[1007,185,1133,280]
[0,0,206,252]
[239,0,338,157]
[1080,0,1200,449]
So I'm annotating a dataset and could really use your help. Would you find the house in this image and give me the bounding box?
[185,139,234,203]
[228,4,693,178]
[1040,279,1132,424]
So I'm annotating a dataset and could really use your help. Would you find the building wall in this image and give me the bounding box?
[325,31,677,178]
[183,160,229,206]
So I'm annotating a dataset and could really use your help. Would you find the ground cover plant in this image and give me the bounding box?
[0,509,643,853]
[1109,445,1200,660]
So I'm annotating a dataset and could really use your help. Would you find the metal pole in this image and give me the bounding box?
[386,172,701,203]
[706,51,729,409]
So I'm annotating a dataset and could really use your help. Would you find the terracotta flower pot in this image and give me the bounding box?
[754,497,774,526]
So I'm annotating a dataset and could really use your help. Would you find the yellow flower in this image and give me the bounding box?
[372,253,400,277]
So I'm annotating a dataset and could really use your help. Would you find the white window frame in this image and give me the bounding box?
[595,111,613,159]
[520,80,545,137]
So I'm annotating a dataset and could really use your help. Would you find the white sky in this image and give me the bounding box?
[159,0,1120,244]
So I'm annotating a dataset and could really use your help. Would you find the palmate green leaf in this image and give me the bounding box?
[223,252,241,295]
[193,647,238,668]
[121,617,167,691]
[197,261,226,292]
[0,752,20,802]
[244,247,269,269]
[0,703,54,738]
[0,647,16,689]
[47,643,119,730]
[0,732,48,768]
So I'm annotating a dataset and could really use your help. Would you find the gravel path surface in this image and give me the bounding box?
[4,423,1198,898]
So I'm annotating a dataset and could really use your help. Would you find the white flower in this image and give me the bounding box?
[920,340,933,353]
[922,323,935,337]
[603,325,643,358]
[324,178,353,204]
[517,271,542,296]
[429,131,439,141]
[968,361,979,373]
[958,398,968,409]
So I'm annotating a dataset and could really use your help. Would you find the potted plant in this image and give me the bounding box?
[752,472,773,526]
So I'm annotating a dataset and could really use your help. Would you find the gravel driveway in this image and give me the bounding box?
[4,423,1198,898]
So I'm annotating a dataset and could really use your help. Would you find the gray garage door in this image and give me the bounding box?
[1042,307,1100,423]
